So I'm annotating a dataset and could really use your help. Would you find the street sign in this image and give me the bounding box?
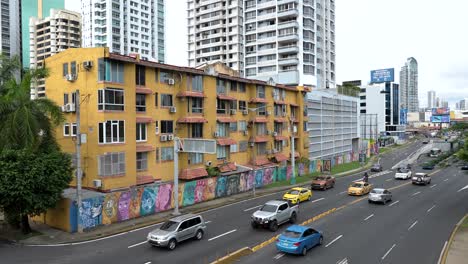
[180,138,216,154]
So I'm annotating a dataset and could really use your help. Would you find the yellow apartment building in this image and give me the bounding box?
[44,47,309,192]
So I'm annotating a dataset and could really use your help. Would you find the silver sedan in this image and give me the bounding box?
[368,188,392,204]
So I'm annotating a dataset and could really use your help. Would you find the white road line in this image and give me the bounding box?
[128,241,147,249]
[437,241,448,264]
[411,191,421,196]
[337,258,348,264]
[381,244,396,260]
[273,253,285,260]
[312,198,325,203]
[430,184,438,189]
[364,214,374,221]
[243,205,261,212]
[427,205,436,213]
[325,235,343,248]
[408,221,418,230]
[457,185,468,192]
[386,178,392,182]
[444,179,449,182]
[339,191,347,195]
[208,229,237,241]
[389,200,400,207]
[144,262,151,264]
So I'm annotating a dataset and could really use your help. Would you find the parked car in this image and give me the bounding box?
[348,181,373,196]
[394,168,412,180]
[368,188,392,204]
[370,163,383,172]
[412,173,431,185]
[276,225,323,256]
[251,200,299,231]
[422,140,429,144]
[311,175,335,190]
[147,214,206,250]
[282,187,312,204]
[422,162,435,170]
[461,165,468,170]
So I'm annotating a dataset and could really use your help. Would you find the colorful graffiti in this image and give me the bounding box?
[216,176,227,198]
[129,188,142,219]
[263,167,274,185]
[298,163,305,176]
[156,183,173,212]
[194,179,207,204]
[117,191,131,221]
[79,196,103,230]
[183,181,196,206]
[140,186,157,216]
[255,170,264,188]
[102,192,119,225]
[226,175,240,196]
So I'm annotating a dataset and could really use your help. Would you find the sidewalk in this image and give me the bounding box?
[444,214,468,264]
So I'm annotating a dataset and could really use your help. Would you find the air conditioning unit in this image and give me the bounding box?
[167,134,174,141]
[213,132,220,138]
[93,179,102,188]
[273,132,278,136]
[66,74,77,82]
[242,110,249,115]
[169,106,177,113]
[266,110,271,116]
[66,103,76,112]
[243,130,249,136]
[61,105,67,112]
[249,142,255,147]
[160,135,168,142]
[230,109,237,115]
[167,79,175,85]
[83,61,93,69]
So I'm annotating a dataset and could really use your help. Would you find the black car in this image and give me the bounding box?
[422,162,435,170]
[397,164,411,172]
[461,165,468,170]
[371,164,383,172]
[422,140,429,144]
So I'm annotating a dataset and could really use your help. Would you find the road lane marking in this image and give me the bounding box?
[430,184,438,188]
[128,241,147,248]
[208,229,237,241]
[389,200,399,207]
[382,244,396,260]
[427,205,436,213]
[144,262,151,264]
[325,235,343,248]
[339,191,347,195]
[205,221,212,224]
[243,205,261,212]
[457,185,468,192]
[437,241,448,264]
[312,198,325,203]
[408,220,418,230]
[364,214,374,221]
[386,178,392,182]
[411,191,421,196]
[337,258,348,264]
[444,179,449,182]
[273,253,285,260]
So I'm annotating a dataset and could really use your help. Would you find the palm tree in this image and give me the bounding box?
[0,67,64,152]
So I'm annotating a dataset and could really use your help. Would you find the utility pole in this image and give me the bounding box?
[173,137,181,216]
[75,89,83,233]
[290,119,296,185]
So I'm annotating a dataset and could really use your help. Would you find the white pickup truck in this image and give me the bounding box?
[251,200,299,231]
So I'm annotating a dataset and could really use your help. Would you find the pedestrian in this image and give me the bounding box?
[363,172,369,183]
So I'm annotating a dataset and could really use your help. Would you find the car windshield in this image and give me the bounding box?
[351,183,363,188]
[315,177,326,181]
[260,204,278,212]
[160,220,179,231]
[283,230,302,238]
[399,169,409,173]
[373,165,381,168]
[371,189,384,194]
[286,190,300,195]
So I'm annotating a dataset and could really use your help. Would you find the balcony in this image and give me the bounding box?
[256,36,277,45]
[257,24,276,33]
[257,0,276,9]
[278,70,299,85]
[257,59,277,67]
[277,20,299,30]
[257,11,277,21]
[277,9,299,19]
[277,33,299,43]
[278,57,299,66]
[278,46,299,54]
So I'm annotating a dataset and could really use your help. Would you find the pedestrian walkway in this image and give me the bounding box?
[444,214,468,264]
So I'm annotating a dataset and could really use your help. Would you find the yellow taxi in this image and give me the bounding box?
[347,181,373,196]
[282,187,312,204]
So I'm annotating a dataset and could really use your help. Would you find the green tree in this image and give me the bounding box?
[0,54,21,96]
[458,138,468,162]
[0,150,73,233]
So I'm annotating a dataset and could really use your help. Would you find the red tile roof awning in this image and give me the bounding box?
[290,103,299,107]
[275,153,289,162]
[177,117,208,123]
[217,138,237,146]
[179,168,209,180]
[252,136,269,143]
[218,162,237,173]
[274,101,287,105]
[250,98,267,103]
[217,116,236,123]
[136,117,154,123]
[292,119,300,123]
[274,118,288,123]
[136,145,155,152]
[289,152,300,159]
[176,91,205,98]
[252,117,268,123]
[136,87,153,94]
[275,135,288,141]
[137,175,155,185]
[217,94,237,101]
[252,157,271,166]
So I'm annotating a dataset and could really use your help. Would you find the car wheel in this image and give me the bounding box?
[289,212,297,224]
[269,220,278,232]
[307,195,311,201]
[368,200,372,204]
[301,247,307,256]
[168,239,177,250]
[251,221,258,229]
[319,236,323,245]
[195,230,203,240]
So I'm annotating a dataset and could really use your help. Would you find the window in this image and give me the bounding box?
[216,79,226,94]
[98,88,125,111]
[190,123,203,138]
[136,65,146,85]
[238,101,247,111]
[161,120,174,134]
[239,83,246,93]
[62,63,68,76]
[98,58,124,83]
[230,100,237,111]
[216,99,228,114]
[136,94,146,112]
[274,141,283,152]
[191,97,203,113]
[239,120,247,131]
[274,122,283,134]
[216,123,229,137]
[98,120,125,143]
[136,152,148,171]
[71,61,77,75]
[63,123,70,136]
[154,92,158,106]
[159,71,173,83]
[256,85,265,98]
[161,147,174,161]
[98,152,126,176]
[278,203,288,211]
[257,103,266,115]
[230,81,237,92]
[230,144,238,153]
[256,123,266,135]
[155,121,159,134]
[239,141,248,152]
[161,94,173,107]
[136,123,147,142]
[188,153,203,164]
[71,123,77,136]
[63,93,69,105]
[303,121,307,131]
[216,146,228,160]
[229,122,237,131]
[274,104,286,116]
[191,75,203,92]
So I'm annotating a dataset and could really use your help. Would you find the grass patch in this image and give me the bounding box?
[331,161,362,175]
[264,172,321,189]
[461,216,468,228]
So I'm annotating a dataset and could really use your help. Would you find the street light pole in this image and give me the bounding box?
[173,137,181,216]
[290,119,296,185]
[75,89,83,233]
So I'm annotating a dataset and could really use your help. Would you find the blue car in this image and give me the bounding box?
[276,225,323,256]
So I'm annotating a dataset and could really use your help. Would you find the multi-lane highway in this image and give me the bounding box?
[1,139,467,264]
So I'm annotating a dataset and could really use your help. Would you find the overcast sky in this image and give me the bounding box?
[67,0,468,107]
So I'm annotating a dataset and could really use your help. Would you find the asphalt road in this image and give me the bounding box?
[2,139,462,264]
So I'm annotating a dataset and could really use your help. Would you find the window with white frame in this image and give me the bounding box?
[64,123,77,136]
[191,97,203,113]
[98,120,125,143]
[191,75,203,92]
[229,122,237,131]
[256,85,265,98]
[256,142,267,155]
[274,141,283,152]
[238,121,247,131]
[98,88,124,111]
[63,123,70,136]
[136,152,148,171]
[257,103,266,115]
[161,94,173,107]
[136,94,146,112]
[216,123,229,137]
[188,153,203,165]
[98,152,126,176]
[230,144,238,153]
[216,146,228,160]
[136,123,147,142]
[256,123,266,135]
[161,147,174,161]
[161,120,174,134]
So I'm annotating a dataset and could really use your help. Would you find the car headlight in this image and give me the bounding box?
[147,234,151,240]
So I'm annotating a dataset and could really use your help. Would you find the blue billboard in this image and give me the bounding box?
[400,108,408,125]
[370,68,395,83]
[431,107,450,115]
[431,115,450,123]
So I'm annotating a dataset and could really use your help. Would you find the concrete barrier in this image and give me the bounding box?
[210,247,253,264]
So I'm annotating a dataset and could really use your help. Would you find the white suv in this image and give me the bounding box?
[412,173,431,185]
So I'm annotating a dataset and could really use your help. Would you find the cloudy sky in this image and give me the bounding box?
[67,0,468,107]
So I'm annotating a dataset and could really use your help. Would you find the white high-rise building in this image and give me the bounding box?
[399,57,418,112]
[427,90,436,109]
[0,0,21,59]
[187,0,336,88]
[81,0,166,63]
